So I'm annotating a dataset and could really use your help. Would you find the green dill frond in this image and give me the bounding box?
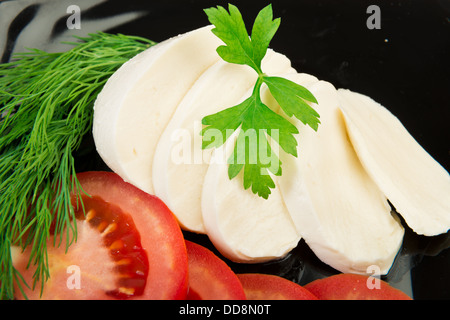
[0,32,155,300]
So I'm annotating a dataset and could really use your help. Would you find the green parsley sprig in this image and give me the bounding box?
[201,4,320,199]
[0,33,155,300]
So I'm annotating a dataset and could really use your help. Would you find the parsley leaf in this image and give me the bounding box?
[204,3,280,73]
[202,4,320,199]
[263,76,320,131]
[250,4,281,70]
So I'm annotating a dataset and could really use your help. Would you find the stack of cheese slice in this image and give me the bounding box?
[93,25,450,275]
[94,25,302,263]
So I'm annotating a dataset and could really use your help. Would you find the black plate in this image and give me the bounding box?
[1,0,449,300]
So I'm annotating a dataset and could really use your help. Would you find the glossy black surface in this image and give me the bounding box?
[1,0,449,299]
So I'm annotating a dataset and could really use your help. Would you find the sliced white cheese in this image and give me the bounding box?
[201,133,300,263]
[92,25,222,194]
[337,89,450,236]
[152,49,295,233]
[277,76,405,275]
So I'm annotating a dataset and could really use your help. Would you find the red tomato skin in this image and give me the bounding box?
[13,171,188,300]
[185,240,246,300]
[237,273,318,300]
[304,273,412,300]
[74,171,189,300]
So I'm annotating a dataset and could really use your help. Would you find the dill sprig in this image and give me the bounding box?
[0,32,155,299]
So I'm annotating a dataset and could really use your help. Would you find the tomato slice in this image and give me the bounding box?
[304,273,412,300]
[12,171,188,300]
[185,240,246,300]
[236,273,318,300]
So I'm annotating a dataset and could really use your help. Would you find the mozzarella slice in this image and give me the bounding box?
[277,76,404,275]
[201,134,300,263]
[337,89,450,236]
[92,25,222,194]
[152,50,295,233]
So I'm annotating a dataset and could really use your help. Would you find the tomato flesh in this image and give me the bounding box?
[237,273,318,300]
[304,273,412,300]
[73,194,149,299]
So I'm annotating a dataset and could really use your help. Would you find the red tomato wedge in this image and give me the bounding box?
[185,240,246,300]
[12,171,188,300]
[237,273,318,300]
[304,273,412,300]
